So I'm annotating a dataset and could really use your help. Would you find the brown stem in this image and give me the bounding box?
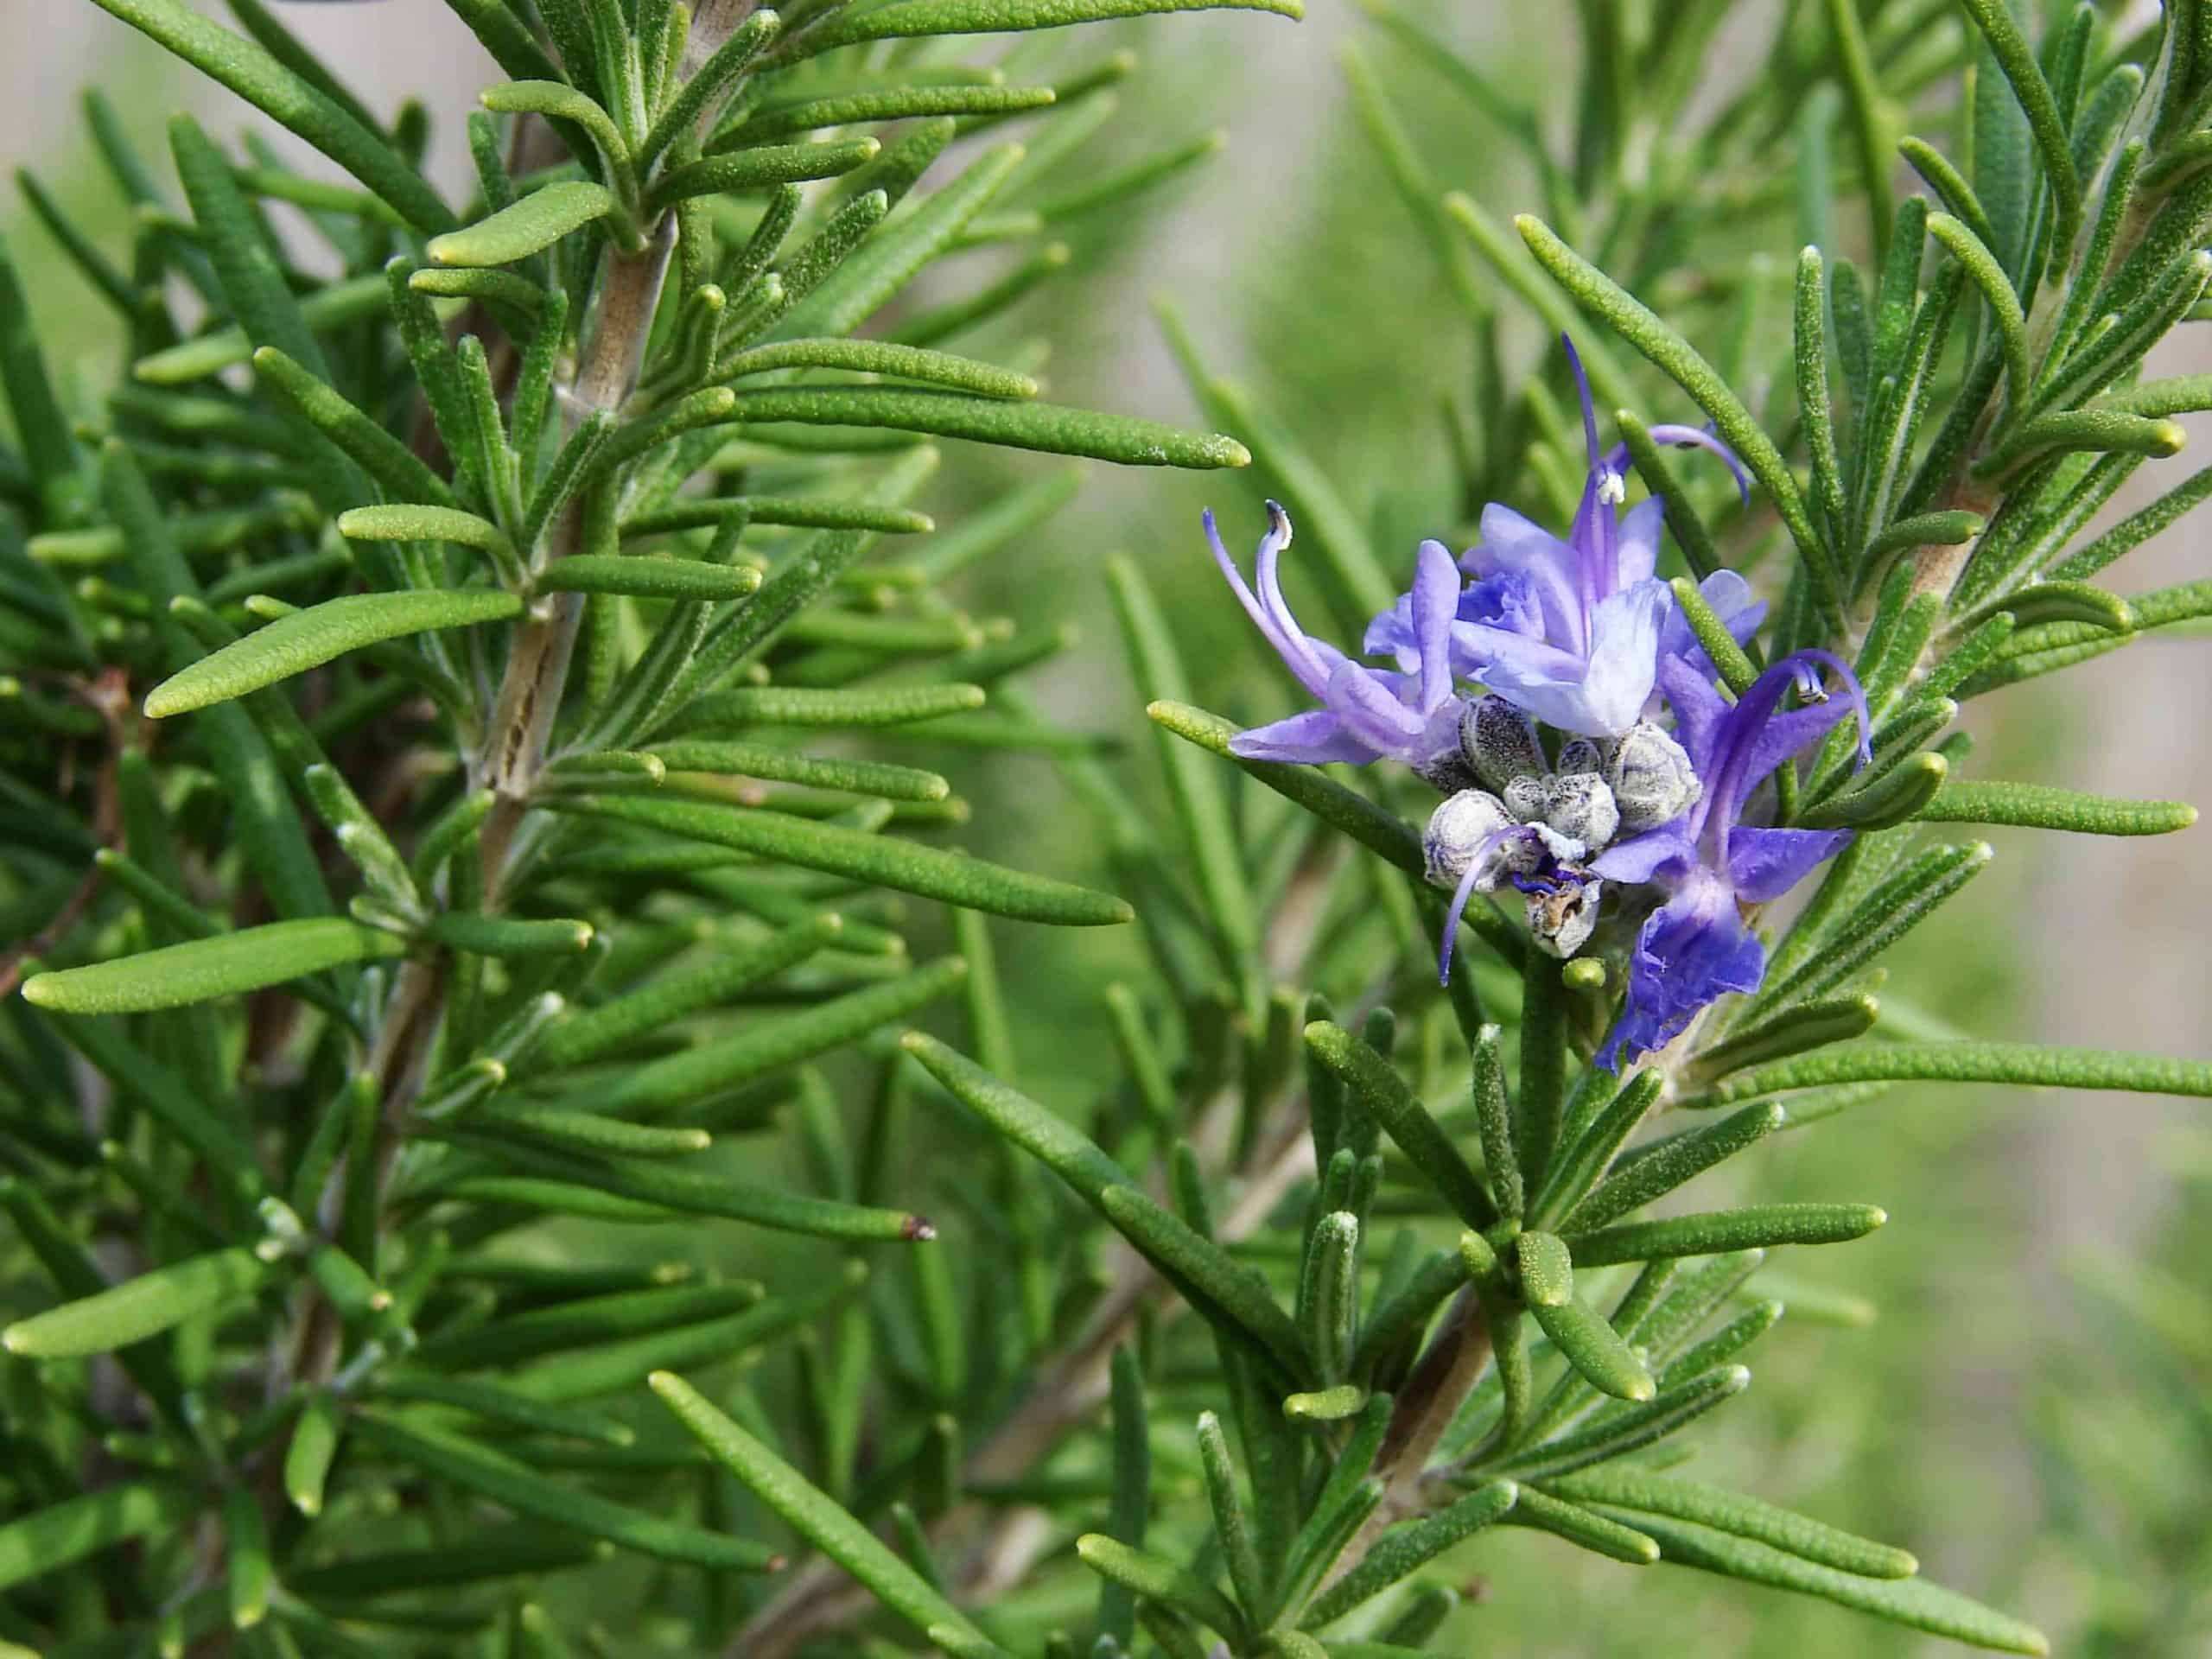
[474,213,679,889]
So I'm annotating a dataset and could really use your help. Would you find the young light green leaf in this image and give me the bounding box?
[725,386,1248,467]
[145,589,520,718]
[537,555,763,602]
[1688,1041,2212,1105]
[3,1248,271,1358]
[1563,1205,1888,1267]
[23,918,406,1014]
[1915,779,2196,836]
[0,1482,181,1592]
[650,139,881,207]
[796,0,1302,55]
[428,181,618,266]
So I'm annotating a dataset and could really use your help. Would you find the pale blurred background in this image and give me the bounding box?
[7,3,2209,1651]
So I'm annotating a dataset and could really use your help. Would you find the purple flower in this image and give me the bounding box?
[1368,338,1751,738]
[1209,500,1465,779]
[1590,650,1872,1070]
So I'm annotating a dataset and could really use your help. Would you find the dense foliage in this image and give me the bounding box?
[1,2,2209,1656]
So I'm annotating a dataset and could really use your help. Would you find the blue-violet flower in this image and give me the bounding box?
[1590,650,1872,1070]
[1210,499,1466,781]
[1368,338,1751,738]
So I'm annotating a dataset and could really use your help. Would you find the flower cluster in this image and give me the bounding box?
[1209,340,1866,1068]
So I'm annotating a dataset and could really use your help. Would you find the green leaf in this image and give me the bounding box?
[527,915,838,1070]
[515,1268,863,1407]
[424,913,594,959]
[1688,999,1882,1084]
[1924,212,2029,412]
[671,683,985,731]
[337,503,514,559]
[428,182,620,267]
[1687,1041,2212,1104]
[351,1411,779,1571]
[1955,0,2080,262]
[446,1130,931,1243]
[639,9,784,165]
[284,1389,342,1516]
[3,1247,271,1358]
[252,346,458,508]
[134,270,393,385]
[1304,1022,1494,1230]
[724,386,1248,467]
[371,1372,635,1445]
[1196,1410,1268,1617]
[87,0,454,232]
[1098,1347,1150,1646]
[222,1483,271,1630]
[1796,750,1950,831]
[144,589,523,717]
[1564,1205,1887,1265]
[556,793,1133,925]
[720,338,1036,400]
[601,958,970,1114]
[1560,1103,1786,1236]
[537,555,763,602]
[649,139,882,208]
[1622,1511,2046,1654]
[650,741,949,802]
[1914,779,2196,835]
[1501,1485,1662,1564]
[650,1370,997,1649]
[23,918,406,1014]
[283,1526,600,1599]
[1545,1468,1916,1579]
[1077,1535,1247,1644]
[1667,576,1757,695]
[1526,1288,1655,1405]
[769,143,1027,342]
[1300,1481,1519,1630]
[480,80,631,175]
[1494,1367,1751,1483]
[0,1482,181,1592]
[901,1033,1305,1370]
[1974,408,2187,479]
[795,0,1302,55]
[1098,1185,1306,1376]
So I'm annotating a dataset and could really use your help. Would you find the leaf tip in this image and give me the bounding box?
[903,1213,937,1242]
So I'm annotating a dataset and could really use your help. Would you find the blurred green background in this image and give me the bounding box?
[8,2,2209,1652]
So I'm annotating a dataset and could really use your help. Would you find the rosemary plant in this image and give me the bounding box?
[3,1,2211,1656]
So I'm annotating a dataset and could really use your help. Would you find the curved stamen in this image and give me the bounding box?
[1438,823,1533,983]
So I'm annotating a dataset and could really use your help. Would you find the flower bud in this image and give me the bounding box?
[1556,738,1605,777]
[1422,789,1535,892]
[1528,876,1603,958]
[1502,774,1551,823]
[1607,721,1701,834]
[1543,772,1620,849]
[1460,696,1543,791]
